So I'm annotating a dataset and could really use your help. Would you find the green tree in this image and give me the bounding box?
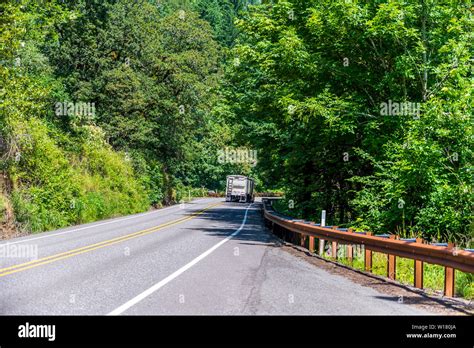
[227,0,473,244]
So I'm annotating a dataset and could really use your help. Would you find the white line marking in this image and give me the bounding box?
[108,203,254,315]
[0,198,214,246]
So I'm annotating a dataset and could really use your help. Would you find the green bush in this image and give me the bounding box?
[7,118,149,232]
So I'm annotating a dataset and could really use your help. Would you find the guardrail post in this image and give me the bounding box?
[364,232,373,272]
[387,235,397,280]
[346,229,353,264]
[332,241,337,259]
[300,234,305,248]
[347,245,353,263]
[331,227,338,259]
[309,236,315,253]
[444,267,455,297]
[318,239,325,256]
[444,242,456,297]
[414,238,424,289]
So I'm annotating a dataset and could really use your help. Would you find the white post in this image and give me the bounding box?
[319,210,326,255]
[188,189,191,202]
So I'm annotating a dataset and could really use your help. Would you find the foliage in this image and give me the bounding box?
[227,0,473,245]
[0,0,254,233]
[1,0,148,232]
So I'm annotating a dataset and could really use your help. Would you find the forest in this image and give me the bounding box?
[0,0,472,251]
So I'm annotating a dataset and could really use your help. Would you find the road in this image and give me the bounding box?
[0,198,428,315]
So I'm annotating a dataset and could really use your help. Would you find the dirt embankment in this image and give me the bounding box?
[0,173,18,240]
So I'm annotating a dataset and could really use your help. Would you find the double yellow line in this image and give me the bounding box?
[0,202,222,278]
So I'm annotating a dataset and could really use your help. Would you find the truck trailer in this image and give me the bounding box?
[225,175,255,203]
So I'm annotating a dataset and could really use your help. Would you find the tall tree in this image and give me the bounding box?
[226,0,473,243]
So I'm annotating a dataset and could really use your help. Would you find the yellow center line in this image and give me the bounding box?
[0,202,223,277]
[2,216,187,272]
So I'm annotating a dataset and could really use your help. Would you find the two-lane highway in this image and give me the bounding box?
[0,198,429,315]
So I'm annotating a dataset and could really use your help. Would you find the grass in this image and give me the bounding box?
[175,187,207,203]
[0,194,6,224]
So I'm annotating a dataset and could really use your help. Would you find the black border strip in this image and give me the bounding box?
[0,315,472,346]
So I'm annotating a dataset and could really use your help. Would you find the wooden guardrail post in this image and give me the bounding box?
[300,234,306,248]
[444,242,456,297]
[364,232,373,272]
[414,238,424,289]
[444,267,455,297]
[387,235,397,280]
[309,236,315,253]
[331,227,338,259]
[346,229,353,264]
[347,245,353,263]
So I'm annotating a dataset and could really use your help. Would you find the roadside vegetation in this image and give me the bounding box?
[0,0,254,235]
[228,0,473,247]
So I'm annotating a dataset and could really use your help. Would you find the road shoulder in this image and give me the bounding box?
[276,239,473,315]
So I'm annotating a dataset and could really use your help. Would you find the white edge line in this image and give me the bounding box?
[108,203,254,315]
[0,198,213,246]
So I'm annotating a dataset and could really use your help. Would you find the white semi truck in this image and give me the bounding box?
[225,175,255,203]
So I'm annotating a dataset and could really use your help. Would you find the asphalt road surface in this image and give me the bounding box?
[0,198,428,315]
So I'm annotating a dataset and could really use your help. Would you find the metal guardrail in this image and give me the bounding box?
[262,199,474,297]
